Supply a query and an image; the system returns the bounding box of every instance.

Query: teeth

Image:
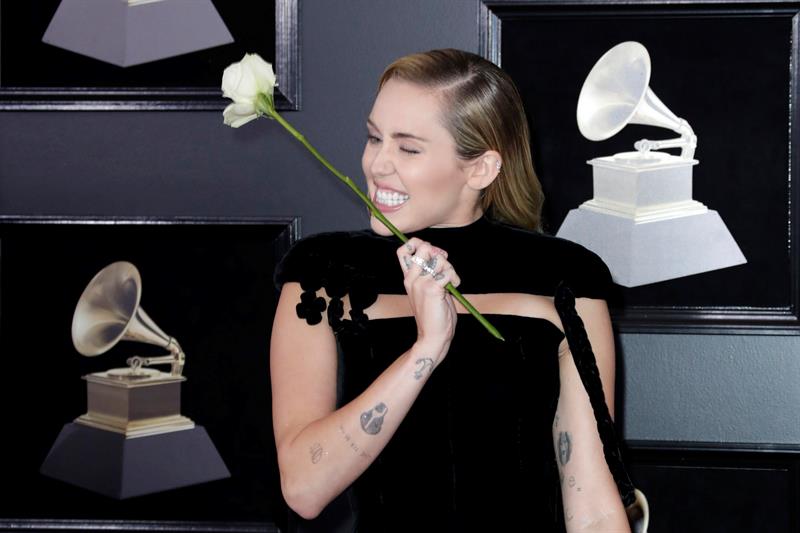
[376,189,409,206]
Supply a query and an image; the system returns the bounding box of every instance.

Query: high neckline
[407,213,490,237]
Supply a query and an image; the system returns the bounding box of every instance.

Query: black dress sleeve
[552,243,637,508]
[273,232,378,332]
[559,241,615,301]
[273,233,336,326]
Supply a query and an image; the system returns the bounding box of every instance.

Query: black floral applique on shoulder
[274,231,380,334]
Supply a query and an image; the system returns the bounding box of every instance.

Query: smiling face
[362,78,484,235]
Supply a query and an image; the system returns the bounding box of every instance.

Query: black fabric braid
[554,281,636,508]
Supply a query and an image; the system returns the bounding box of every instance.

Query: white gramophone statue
[40,261,229,499]
[556,41,746,287]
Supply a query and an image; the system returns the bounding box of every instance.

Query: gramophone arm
[126,337,186,376]
[634,118,697,159]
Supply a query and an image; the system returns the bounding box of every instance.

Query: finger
[403,243,432,287]
[399,238,437,275]
[397,238,447,259]
[404,248,443,298]
[433,264,461,288]
[408,242,432,277]
[396,237,424,264]
[411,253,442,277]
[404,241,449,285]
[418,245,450,277]
[398,238,423,274]
[401,237,424,256]
[429,245,448,259]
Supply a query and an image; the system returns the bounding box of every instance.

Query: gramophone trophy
[556,41,746,287]
[40,261,230,499]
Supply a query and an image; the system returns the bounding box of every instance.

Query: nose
[369,143,395,177]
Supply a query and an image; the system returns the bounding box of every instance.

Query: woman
[271,48,633,532]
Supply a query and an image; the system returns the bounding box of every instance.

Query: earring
[496,160,502,171]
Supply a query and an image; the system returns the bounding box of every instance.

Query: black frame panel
[0,0,300,111]
[480,0,800,334]
[0,216,297,531]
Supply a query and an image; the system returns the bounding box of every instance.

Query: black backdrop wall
[1,1,799,531]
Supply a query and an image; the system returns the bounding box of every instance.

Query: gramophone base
[557,207,746,287]
[40,422,230,499]
[42,0,233,67]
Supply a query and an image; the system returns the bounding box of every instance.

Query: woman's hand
[397,238,462,364]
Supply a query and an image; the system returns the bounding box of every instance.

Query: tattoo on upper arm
[360,402,388,435]
[310,442,324,464]
[414,358,434,380]
[558,431,572,465]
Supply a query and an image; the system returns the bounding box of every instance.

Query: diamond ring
[410,255,437,276]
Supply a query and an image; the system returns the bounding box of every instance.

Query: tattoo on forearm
[310,442,324,464]
[558,431,572,465]
[560,472,582,493]
[565,508,574,523]
[360,402,388,435]
[338,425,372,459]
[414,358,435,379]
[553,413,560,428]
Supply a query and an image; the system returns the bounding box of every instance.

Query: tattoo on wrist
[338,425,372,459]
[310,442,324,464]
[360,402,388,435]
[558,431,572,465]
[413,357,435,379]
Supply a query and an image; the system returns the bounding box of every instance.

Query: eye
[400,146,420,155]
[367,134,381,144]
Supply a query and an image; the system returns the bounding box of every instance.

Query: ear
[465,150,502,192]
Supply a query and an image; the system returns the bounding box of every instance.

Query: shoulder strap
[554,281,636,508]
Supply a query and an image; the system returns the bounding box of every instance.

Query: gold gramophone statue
[40,261,229,499]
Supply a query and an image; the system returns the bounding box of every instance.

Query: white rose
[221,53,277,128]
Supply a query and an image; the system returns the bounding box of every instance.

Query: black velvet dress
[273,214,628,533]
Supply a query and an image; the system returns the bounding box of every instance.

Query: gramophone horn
[71,261,182,374]
[576,41,687,142]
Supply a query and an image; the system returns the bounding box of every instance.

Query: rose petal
[243,53,276,95]
[221,56,260,104]
[233,66,259,103]
[223,102,259,128]
[221,62,243,100]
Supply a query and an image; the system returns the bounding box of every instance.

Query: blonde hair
[378,48,543,232]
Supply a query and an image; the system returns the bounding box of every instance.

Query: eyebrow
[367,118,429,143]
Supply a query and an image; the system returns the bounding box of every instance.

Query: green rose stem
[258,97,505,342]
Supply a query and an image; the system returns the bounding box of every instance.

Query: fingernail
[405,242,414,252]
[403,255,411,270]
